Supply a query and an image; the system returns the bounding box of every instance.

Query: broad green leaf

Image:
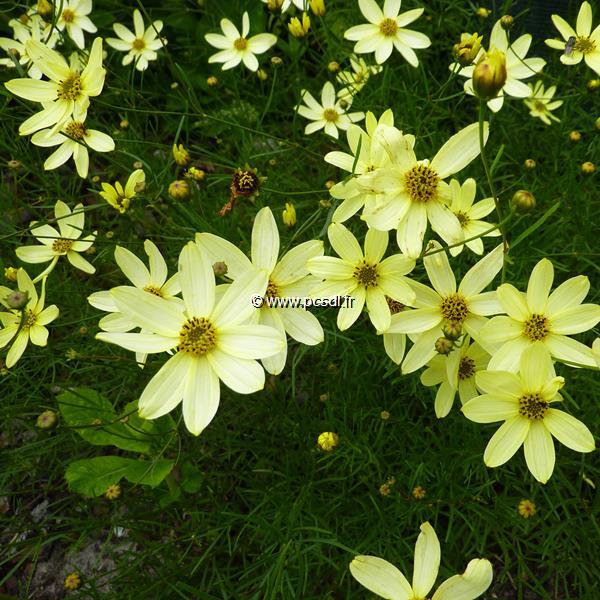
[65,456,174,497]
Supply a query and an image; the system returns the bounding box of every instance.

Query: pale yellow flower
[296,81,365,138]
[307,223,416,332]
[545,1,600,76]
[205,12,277,72]
[0,270,59,368]
[4,37,105,135]
[344,0,431,66]
[106,9,166,71]
[99,169,146,213]
[350,522,493,599]
[481,258,600,371]
[523,81,563,125]
[462,343,595,484]
[56,0,98,49]
[96,242,284,435]
[16,200,96,278]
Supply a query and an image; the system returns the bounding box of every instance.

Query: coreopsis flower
[386,242,503,374]
[336,55,382,101]
[381,298,410,364]
[446,178,500,257]
[350,522,493,600]
[518,499,536,518]
[523,81,563,125]
[96,242,284,435]
[307,223,416,332]
[480,258,600,371]
[296,81,365,138]
[16,200,96,277]
[88,240,181,334]
[205,12,277,72]
[56,0,98,49]
[0,270,59,369]
[30,116,115,178]
[0,15,59,79]
[344,0,431,66]
[545,1,600,76]
[593,338,600,366]
[420,336,490,418]
[360,122,488,258]
[196,207,323,375]
[462,343,595,484]
[453,20,545,112]
[325,109,404,223]
[106,9,166,71]
[99,169,146,213]
[4,37,105,135]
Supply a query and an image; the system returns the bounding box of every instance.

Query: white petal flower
[56,0,98,49]
[523,81,563,125]
[344,0,431,66]
[96,242,285,435]
[205,12,277,72]
[196,207,324,375]
[106,9,166,71]
[296,81,365,139]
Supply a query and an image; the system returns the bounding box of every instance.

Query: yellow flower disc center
[57,74,82,100]
[379,18,398,37]
[323,108,339,122]
[354,261,379,288]
[440,293,469,324]
[234,37,248,51]
[518,392,548,420]
[533,100,547,113]
[23,308,37,329]
[132,38,146,50]
[523,313,550,341]
[455,211,470,227]
[61,8,75,23]
[386,296,405,314]
[65,121,88,140]
[458,356,476,380]
[403,164,440,203]
[143,285,163,297]
[178,317,217,356]
[574,36,595,54]
[52,238,74,253]
[265,279,279,300]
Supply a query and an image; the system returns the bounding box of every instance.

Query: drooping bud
[472,49,507,100]
[511,190,536,213]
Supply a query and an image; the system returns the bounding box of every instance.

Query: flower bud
[317,431,339,451]
[500,15,514,30]
[36,410,58,429]
[36,0,53,18]
[212,261,228,277]
[206,76,218,87]
[453,33,482,66]
[282,202,296,227]
[587,79,600,91]
[168,179,190,199]
[511,190,536,213]
[595,117,600,130]
[7,290,28,309]
[328,61,340,72]
[472,49,507,99]
[476,7,491,18]
[288,13,310,37]
[172,143,190,166]
[4,267,18,282]
[267,0,284,10]
[442,321,462,341]
[256,68,268,81]
[524,158,536,170]
[569,131,582,142]
[271,56,283,66]
[435,337,454,355]
[310,0,325,16]
[581,161,596,174]
[7,159,21,169]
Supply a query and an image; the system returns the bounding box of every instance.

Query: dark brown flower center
[523,313,550,341]
[379,18,398,37]
[178,317,216,356]
[458,356,475,380]
[353,262,378,288]
[519,392,548,420]
[403,164,440,203]
[440,293,469,324]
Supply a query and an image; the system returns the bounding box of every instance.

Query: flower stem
[478,101,509,275]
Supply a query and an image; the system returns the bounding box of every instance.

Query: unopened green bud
[36,410,58,429]
[500,15,514,30]
[212,261,228,277]
[511,190,536,213]
[472,49,507,100]
[435,337,454,355]
[442,322,462,341]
